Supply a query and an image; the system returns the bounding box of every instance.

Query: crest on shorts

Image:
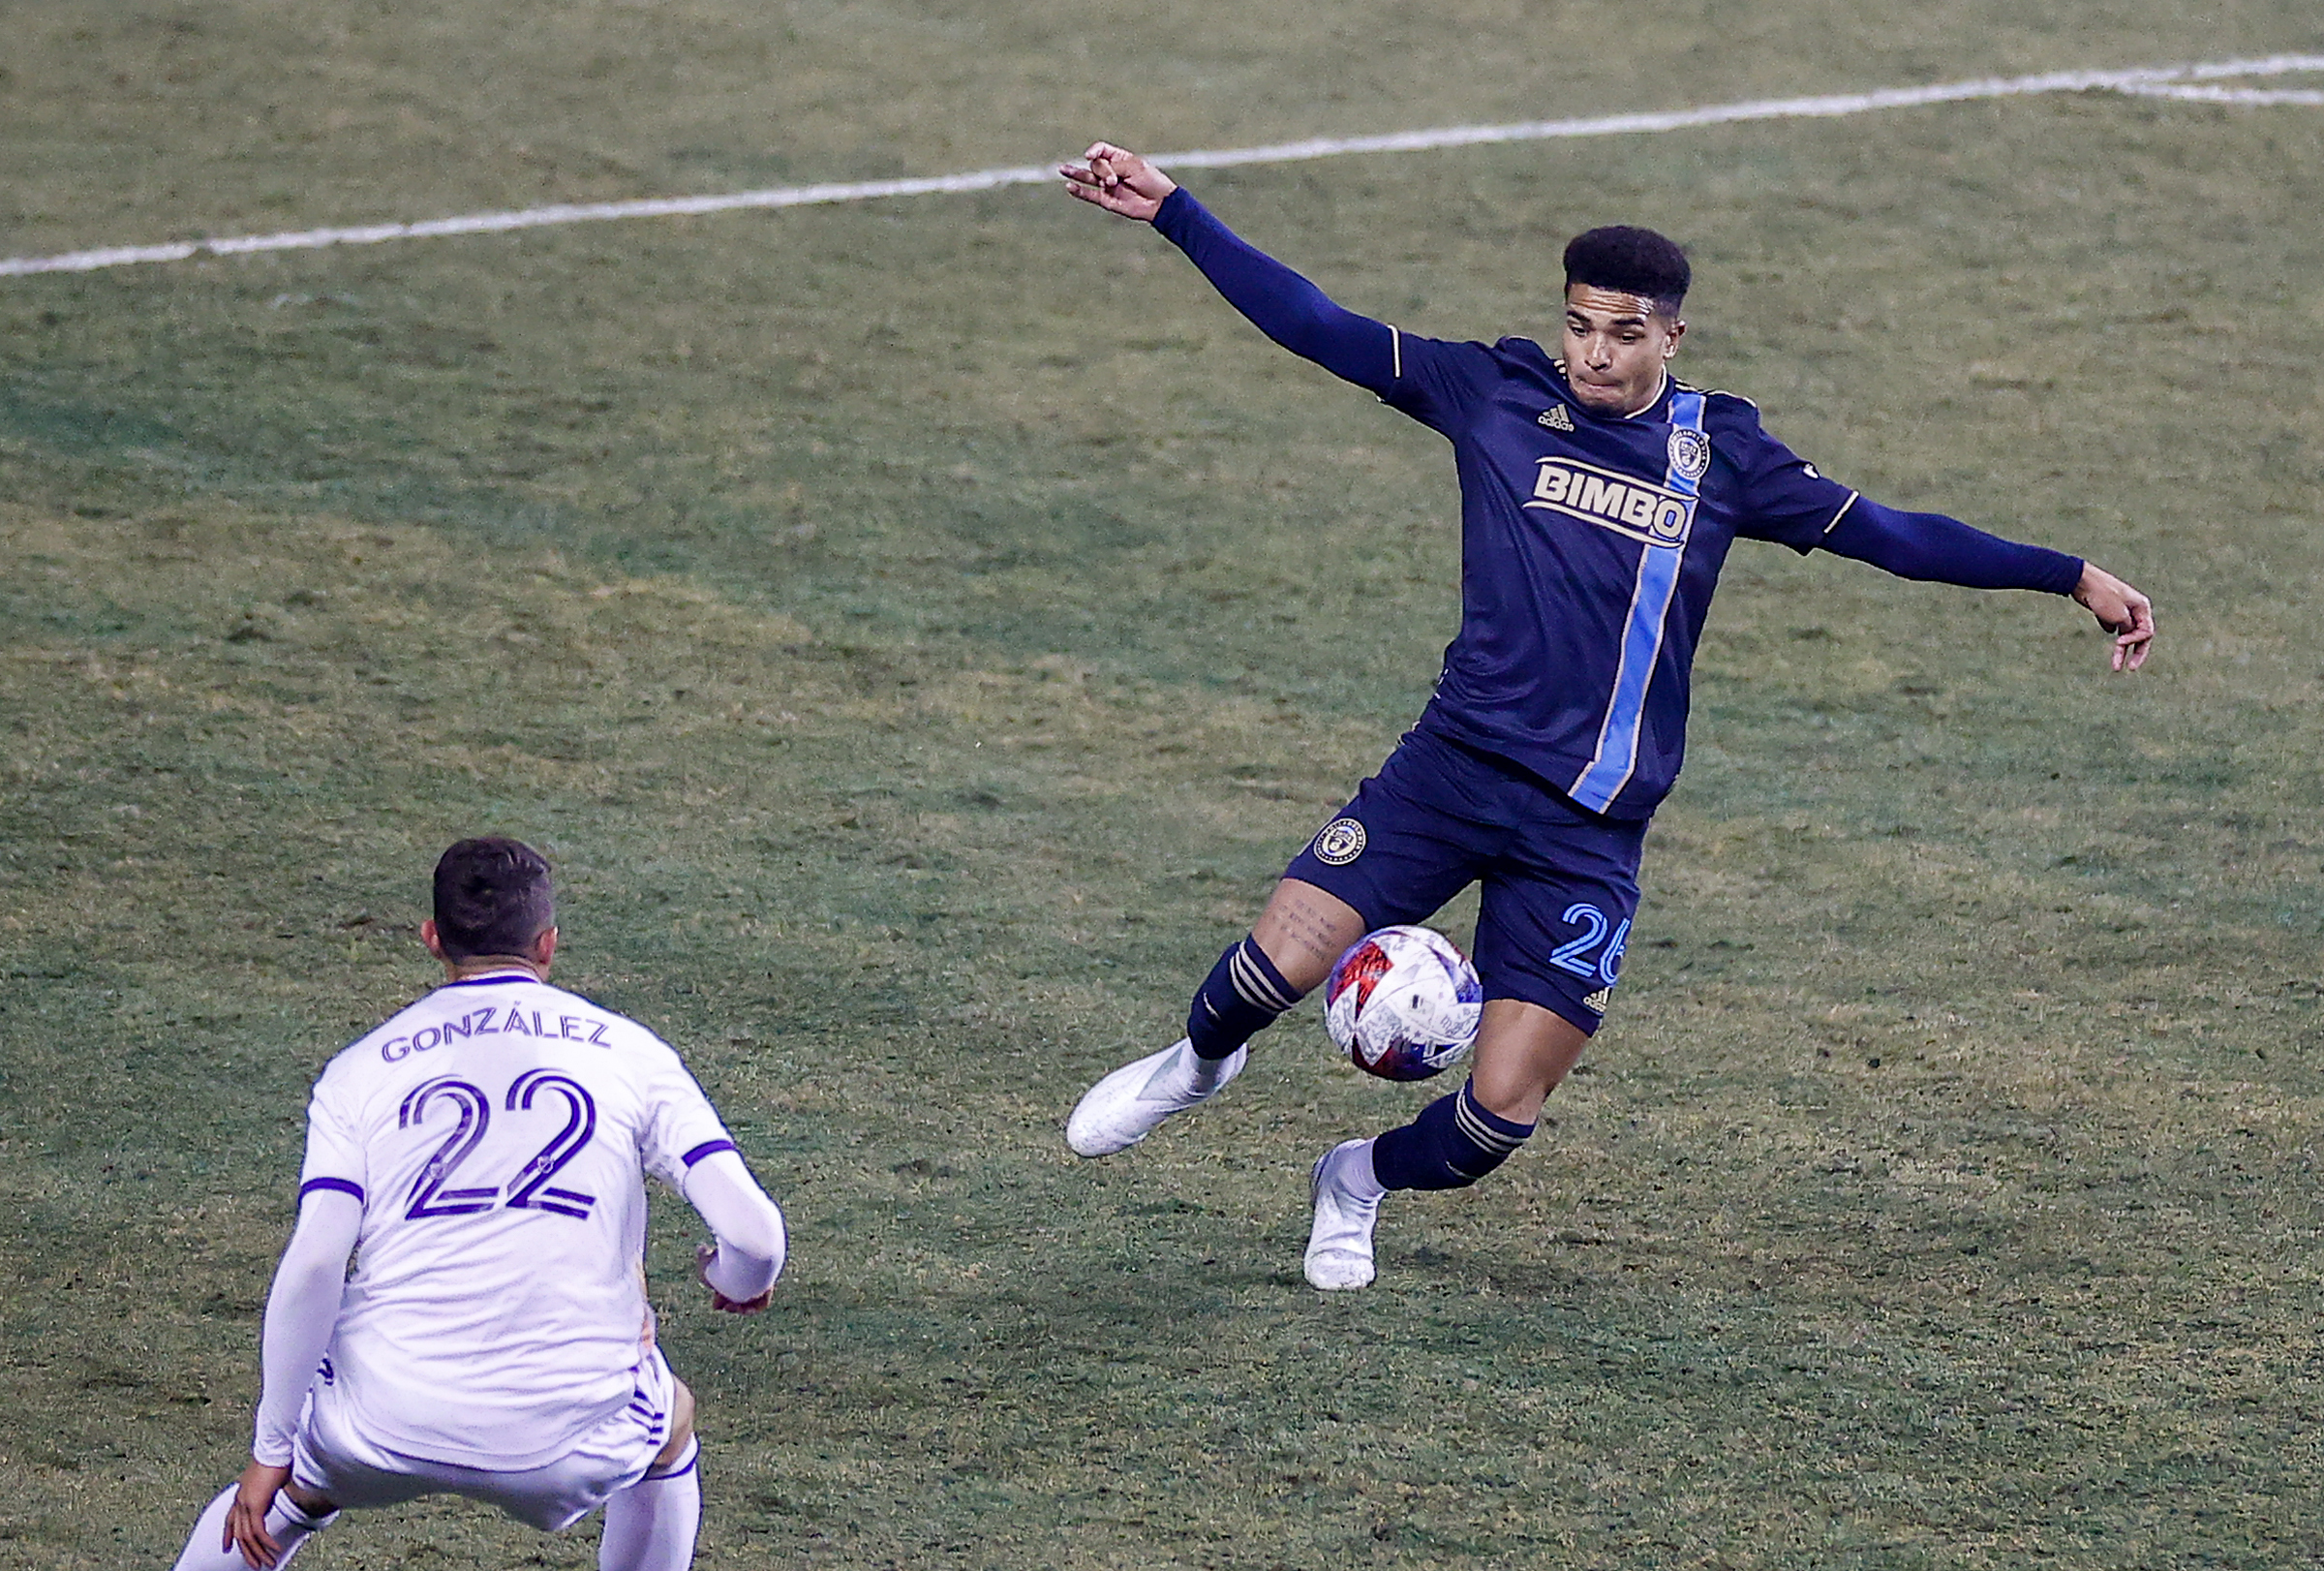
[1311,817,1367,866]
[1667,426,1711,482]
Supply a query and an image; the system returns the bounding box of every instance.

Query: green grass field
[5,3,2324,1565]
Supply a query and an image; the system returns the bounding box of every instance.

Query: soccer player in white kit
[169,838,789,1571]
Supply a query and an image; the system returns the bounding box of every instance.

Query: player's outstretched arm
[1059,141,1397,393]
[227,1190,360,1567]
[685,1150,787,1313]
[2069,561,2156,672]
[1821,500,2154,671]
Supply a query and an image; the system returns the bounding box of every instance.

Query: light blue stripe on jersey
[1569,388,1706,813]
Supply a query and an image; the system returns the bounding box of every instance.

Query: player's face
[1562,286,1685,416]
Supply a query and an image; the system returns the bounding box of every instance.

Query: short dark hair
[1563,226,1691,316]
[432,837,554,961]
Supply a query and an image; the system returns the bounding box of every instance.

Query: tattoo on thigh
[1284,906,1346,965]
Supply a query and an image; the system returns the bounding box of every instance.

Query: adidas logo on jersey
[1538,405,1575,431]
[1524,457,1696,547]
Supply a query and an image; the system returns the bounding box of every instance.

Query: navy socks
[1186,937,1303,1061]
[1185,940,1537,1192]
[1370,1077,1534,1191]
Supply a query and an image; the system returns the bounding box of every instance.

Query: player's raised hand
[2071,563,2156,672]
[1059,141,1177,222]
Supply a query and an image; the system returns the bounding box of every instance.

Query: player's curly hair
[432,837,554,960]
[1563,226,1691,316]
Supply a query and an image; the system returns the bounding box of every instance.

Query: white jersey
[296,970,735,1469]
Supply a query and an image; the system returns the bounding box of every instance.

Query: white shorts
[290,1347,678,1532]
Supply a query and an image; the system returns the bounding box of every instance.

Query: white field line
[5,52,2321,280]
[2120,82,2324,105]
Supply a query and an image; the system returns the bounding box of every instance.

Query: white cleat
[1304,1139,1384,1291]
[1065,1038,1247,1158]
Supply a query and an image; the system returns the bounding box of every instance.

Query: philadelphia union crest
[1312,816,1367,866]
[1667,426,1711,483]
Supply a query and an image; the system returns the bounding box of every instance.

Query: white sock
[1336,1138,1388,1202]
[173,1483,336,1571]
[600,1436,701,1571]
[1185,1041,1233,1091]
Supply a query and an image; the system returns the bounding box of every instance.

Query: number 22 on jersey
[399,1070,598,1221]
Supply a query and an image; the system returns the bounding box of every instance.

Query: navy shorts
[1284,727,1645,1034]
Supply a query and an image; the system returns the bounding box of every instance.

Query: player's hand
[1058,141,1177,222]
[2071,563,2155,672]
[224,1459,292,1569]
[696,1241,774,1314]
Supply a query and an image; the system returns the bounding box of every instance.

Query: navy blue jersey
[1389,337,1867,816]
[1152,188,2083,820]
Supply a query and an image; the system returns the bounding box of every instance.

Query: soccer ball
[1324,925,1482,1081]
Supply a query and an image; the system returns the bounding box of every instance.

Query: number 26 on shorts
[1549,902,1629,987]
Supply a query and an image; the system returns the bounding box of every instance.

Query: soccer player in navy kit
[1057,143,2155,1291]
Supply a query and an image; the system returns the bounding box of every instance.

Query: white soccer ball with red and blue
[1324,925,1483,1082]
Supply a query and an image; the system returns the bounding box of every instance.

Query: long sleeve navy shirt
[1152,186,2084,820]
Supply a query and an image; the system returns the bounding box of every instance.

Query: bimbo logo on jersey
[1525,458,1695,547]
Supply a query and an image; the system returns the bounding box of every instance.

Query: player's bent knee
[1252,879,1367,995]
[1370,1078,1536,1192]
[1467,999,1593,1124]
[284,1479,339,1517]
[654,1379,697,1471]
